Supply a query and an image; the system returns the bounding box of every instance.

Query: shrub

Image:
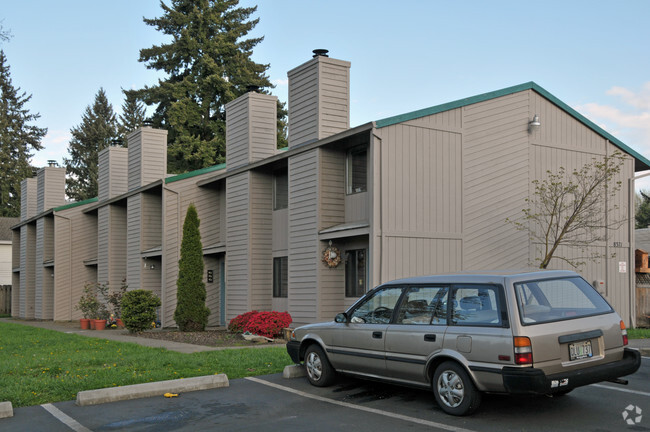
[174,203,210,331]
[122,290,161,333]
[228,311,292,339]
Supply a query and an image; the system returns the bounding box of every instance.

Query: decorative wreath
[322,241,341,268]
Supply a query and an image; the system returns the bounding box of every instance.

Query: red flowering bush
[228,311,292,339]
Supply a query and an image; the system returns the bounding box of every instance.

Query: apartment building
[12,51,650,327]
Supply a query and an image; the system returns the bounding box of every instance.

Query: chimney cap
[142,119,153,128]
[246,85,260,93]
[312,49,329,58]
[47,160,58,167]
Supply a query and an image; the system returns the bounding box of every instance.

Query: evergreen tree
[64,88,120,201]
[118,89,147,144]
[0,50,46,217]
[636,190,650,229]
[134,0,287,173]
[174,203,210,331]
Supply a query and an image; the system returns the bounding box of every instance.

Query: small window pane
[350,286,403,324]
[451,285,502,326]
[273,170,288,210]
[273,257,288,298]
[345,249,366,297]
[347,146,367,194]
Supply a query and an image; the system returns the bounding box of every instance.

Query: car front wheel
[432,361,482,416]
[304,345,336,387]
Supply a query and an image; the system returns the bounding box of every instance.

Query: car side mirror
[335,313,348,323]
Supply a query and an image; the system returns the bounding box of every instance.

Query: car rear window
[514,277,613,325]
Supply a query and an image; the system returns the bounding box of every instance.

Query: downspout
[372,127,384,284]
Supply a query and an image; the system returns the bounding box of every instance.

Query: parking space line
[41,404,92,432]
[245,377,478,432]
[590,384,650,397]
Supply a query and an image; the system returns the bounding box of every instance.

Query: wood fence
[0,285,10,315]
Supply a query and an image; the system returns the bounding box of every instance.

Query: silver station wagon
[286,270,641,416]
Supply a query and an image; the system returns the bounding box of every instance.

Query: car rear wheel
[304,345,336,387]
[433,361,482,416]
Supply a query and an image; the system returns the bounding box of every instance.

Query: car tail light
[620,320,628,346]
[514,336,533,365]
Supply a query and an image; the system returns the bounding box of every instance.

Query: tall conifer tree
[135,0,286,173]
[118,89,147,144]
[0,50,46,217]
[64,88,120,201]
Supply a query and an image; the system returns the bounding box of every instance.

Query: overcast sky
[2,0,650,189]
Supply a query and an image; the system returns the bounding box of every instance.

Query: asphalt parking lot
[2,356,649,432]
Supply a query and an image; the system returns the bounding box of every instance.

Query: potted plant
[76,283,100,329]
[107,279,128,328]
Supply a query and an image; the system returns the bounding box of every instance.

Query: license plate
[569,340,592,360]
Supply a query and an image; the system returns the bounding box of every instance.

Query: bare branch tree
[507,151,627,269]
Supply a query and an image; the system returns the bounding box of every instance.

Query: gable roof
[375,81,650,171]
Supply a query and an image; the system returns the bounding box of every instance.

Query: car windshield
[514,276,613,325]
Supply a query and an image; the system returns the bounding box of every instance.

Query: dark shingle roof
[0,217,19,241]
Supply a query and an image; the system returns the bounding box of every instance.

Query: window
[345,249,367,297]
[515,277,613,325]
[346,146,367,194]
[349,286,403,324]
[273,169,288,210]
[451,284,503,326]
[395,286,449,325]
[273,257,288,298]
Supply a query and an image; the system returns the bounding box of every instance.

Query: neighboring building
[0,217,19,285]
[11,51,650,327]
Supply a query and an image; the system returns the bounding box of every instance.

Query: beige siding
[162,174,223,327]
[36,167,66,213]
[142,192,162,251]
[126,194,142,289]
[288,56,351,148]
[19,224,35,318]
[11,270,20,317]
[11,230,20,316]
[226,173,251,318]
[35,218,45,318]
[463,91,531,269]
[53,209,97,320]
[375,121,463,282]
[250,171,273,311]
[43,217,54,262]
[226,92,277,170]
[127,127,167,191]
[21,178,37,221]
[98,204,127,287]
[288,149,319,324]
[319,148,345,229]
[98,147,128,201]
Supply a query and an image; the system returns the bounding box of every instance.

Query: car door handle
[372,331,383,339]
[424,334,437,342]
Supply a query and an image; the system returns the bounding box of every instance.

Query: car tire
[304,345,336,387]
[432,361,482,416]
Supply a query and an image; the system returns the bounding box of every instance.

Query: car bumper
[502,348,641,394]
[286,340,301,364]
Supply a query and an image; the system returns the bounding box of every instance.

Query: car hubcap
[306,352,322,381]
[437,370,464,408]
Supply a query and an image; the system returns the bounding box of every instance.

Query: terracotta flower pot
[80,318,91,330]
[116,318,124,329]
[90,319,96,330]
[94,319,106,331]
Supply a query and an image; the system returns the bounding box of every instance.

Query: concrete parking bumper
[0,401,13,419]
[76,374,229,406]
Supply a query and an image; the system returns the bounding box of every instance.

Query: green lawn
[0,322,293,408]
[628,327,650,339]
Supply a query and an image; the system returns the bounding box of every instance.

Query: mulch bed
[131,328,287,347]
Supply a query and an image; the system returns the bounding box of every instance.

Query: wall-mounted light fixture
[150,264,155,270]
[528,114,541,133]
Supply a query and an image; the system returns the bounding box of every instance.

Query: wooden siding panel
[34,218,44,318]
[288,150,319,324]
[126,195,142,289]
[319,148,345,229]
[463,92,531,269]
[288,63,319,147]
[226,96,250,169]
[250,171,273,311]
[19,224,35,318]
[226,173,251,319]
[141,192,162,251]
[21,178,37,221]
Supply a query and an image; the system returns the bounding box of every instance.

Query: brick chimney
[287,49,351,148]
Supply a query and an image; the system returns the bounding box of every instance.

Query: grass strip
[628,327,650,339]
[0,322,293,408]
